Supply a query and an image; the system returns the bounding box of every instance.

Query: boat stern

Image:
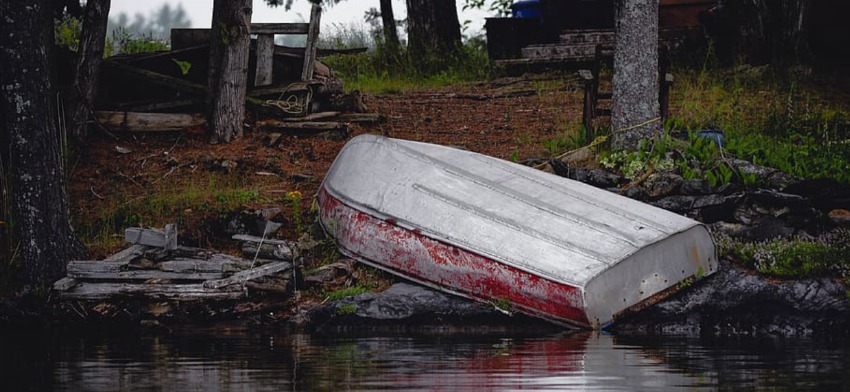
[582,225,718,328]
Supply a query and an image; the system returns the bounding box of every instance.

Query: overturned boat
[318,135,717,328]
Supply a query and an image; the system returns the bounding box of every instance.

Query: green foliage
[670,65,850,184]
[463,0,513,17]
[337,304,357,315]
[326,286,370,301]
[322,32,492,94]
[76,175,265,254]
[55,15,82,50]
[108,28,169,55]
[284,191,303,237]
[599,135,677,180]
[492,297,513,313]
[172,59,192,75]
[716,230,850,279]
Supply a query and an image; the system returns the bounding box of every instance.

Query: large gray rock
[613,260,850,337]
[299,283,543,330]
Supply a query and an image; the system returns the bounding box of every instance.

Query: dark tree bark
[70,0,111,139]
[207,0,252,144]
[379,0,401,55]
[0,0,83,289]
[610,0,661,151]
[405,0,462,65]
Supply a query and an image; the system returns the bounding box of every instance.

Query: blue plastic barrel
[510,0,541,19]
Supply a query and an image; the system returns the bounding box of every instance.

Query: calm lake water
[1,325,848,391]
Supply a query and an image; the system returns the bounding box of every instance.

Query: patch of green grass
[492,297,513,313]
[337,304,357,315]
[323,39,492,94]
[76,174,266,255]
[668,64,850,183]
[715,230,850,279]
[325,286,371,301]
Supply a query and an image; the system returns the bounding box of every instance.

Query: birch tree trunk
[0,0,84,289]
[609,0,661,151]
[70,0,111,139]
[405,0,462,67]
[207,0,252,144]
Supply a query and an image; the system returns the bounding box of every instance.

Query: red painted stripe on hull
[318,187,591,327]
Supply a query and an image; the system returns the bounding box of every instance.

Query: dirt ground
[69,74,588,258]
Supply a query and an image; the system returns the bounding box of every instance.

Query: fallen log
[96,111,206,132]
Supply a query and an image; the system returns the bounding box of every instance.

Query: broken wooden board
[125,225,178,250]
[104,244,151,263]
[60,282,245,300]
[159,257,254,274]
[96,111,206,132]
[255,120,349,140]
[53,277,79,291]
[203,261,293,289]
[67,266,223,281]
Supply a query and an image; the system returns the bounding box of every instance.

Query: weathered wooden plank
[53,277,79,291]
[301,4,322,81]
[251,23,310,35]
[96,111,206,132]
[333,113,386,124]
[203,261,293,289]
[68,269,223,281]
[68,261,126,275]
[60,282,245,300]
[125,224,177,250]
[159,257,253,273]
[241,242,293,261]
[103,244,150,263]
[279,111,341,122]
[256,120,348,132]
[232,234,293,246]
[254,34,275,87]
[119,99,201,113]
[104,60,206,95]
[248,84,310,98]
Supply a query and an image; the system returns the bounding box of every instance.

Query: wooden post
[301,4,322,81]
[579,69,595,133]
[660,73,673,121]
[254,34,275,86]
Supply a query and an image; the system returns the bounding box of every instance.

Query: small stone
[221,160,237,173]
[647,172,683,198]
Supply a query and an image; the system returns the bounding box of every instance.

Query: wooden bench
[580,44,673,133]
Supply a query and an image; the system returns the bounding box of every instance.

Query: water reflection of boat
[318,135,717,328]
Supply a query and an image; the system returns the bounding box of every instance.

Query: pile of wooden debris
[54,225,297,302]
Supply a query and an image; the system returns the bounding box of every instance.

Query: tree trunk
[207,0,252,144]
[379,0,401,56]
[405,0,462,67]
[0,0,84,289]
[70,0,111,139]
[609,0,661,151]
